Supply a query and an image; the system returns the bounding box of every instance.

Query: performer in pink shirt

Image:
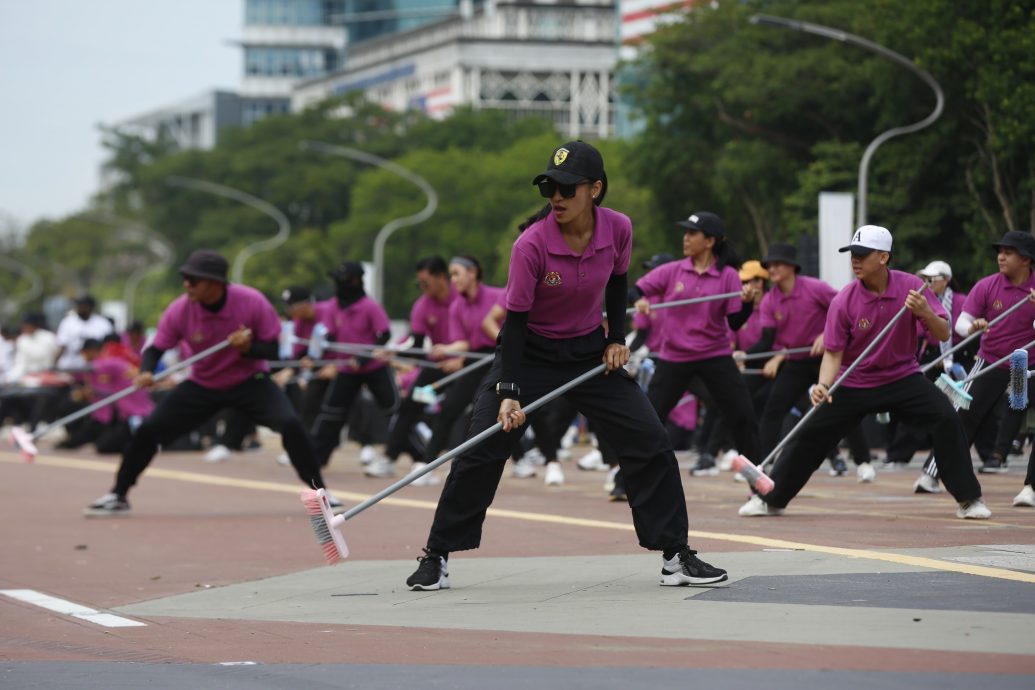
[406,141,727,591]
[84,250,337,517]
[738,226,988,520]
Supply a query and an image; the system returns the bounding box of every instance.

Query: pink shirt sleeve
[636,263,674,299]
[152,298,185,351]
[721,267,743,315]
[505,243,540,313]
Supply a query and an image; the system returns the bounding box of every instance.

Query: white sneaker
[359,445,377,465]
[364,455,396,478]
[913,473,942,494]
[604,466,618,492]
[560,425,579,449]
[587,432,599,448]
[1013,485,1035,507]
[524,447,546,466]
[718,449,739,472]
[324,491,345,514]
[738,495,783,517]
[511,457,536,478]
[557,447,572,460]
[276,452,291,466]
[856,462,876,483]
[544,461,565,486]
[577,449,608,472]
[204,444,232,463]
[956,499,991,519]
[409,461,439,487]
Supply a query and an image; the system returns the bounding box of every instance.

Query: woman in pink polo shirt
[738,226,988,520]
[308,261,400,469]
[633,211,760,475]
[405,141,728,591]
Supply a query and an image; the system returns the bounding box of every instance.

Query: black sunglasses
[538,179,588,199]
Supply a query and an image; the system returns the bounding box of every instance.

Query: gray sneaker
[83,493,131,518]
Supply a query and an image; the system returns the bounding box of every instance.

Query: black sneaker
[660,547,728,586]
[609,478,628,502]
[828,456,848,476]
[690,453,719,477]
[406,548,450,591]
[83,493,131,517]
[978,456,1009,474]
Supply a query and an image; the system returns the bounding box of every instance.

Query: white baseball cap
[918,260,952,279]
[839,225,893,255]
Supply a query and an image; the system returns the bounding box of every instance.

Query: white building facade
[293,0,618,137]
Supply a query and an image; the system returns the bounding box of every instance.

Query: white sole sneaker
[203,445,232,463]
[857,462,876,483]
[409,462,440,487]
[956,499,992,519]
[738,495,783,517]
[544,461,564,486]
[718,449,739,472]
[577,449,607,472]
[913,474,942,494]
[511,459,536,478]
[1012,485,1035,507]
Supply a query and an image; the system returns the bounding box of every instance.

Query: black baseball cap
[281,286,312,305]
[532,141,607,190]
[643,252,675,271]
[179,250,229,283]
[676,211,724,238]
[993,231,1035,260]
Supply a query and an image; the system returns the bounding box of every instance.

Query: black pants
[385,367,444,461]
[427,332,689,553]
[647,356,760,461]
[114,375,324,496]
[989,380,1035,486]
[424,352,494,463]
[62,416,132,454]
[310,367,399,467]
[764,374,982,508]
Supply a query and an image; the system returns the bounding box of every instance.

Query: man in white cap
[738,225,990,520]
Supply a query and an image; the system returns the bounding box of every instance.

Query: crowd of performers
[4,141,1034,588]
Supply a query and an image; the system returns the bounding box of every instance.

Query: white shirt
[0,338,15,380]
[4,329,59,384]
[55,312,114,369]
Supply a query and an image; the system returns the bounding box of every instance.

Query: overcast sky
[0,1,241,230]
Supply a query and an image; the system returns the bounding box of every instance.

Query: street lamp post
[749,14,945,228]
[299,141,438,304]
[166,177,291,284]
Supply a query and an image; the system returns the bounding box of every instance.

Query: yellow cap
[739,260,769,282]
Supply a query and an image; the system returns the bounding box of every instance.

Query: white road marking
[0,589,146,627]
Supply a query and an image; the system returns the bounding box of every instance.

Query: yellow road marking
[5,452,1035,584]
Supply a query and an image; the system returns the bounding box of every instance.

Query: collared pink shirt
[824,270,948,388]
[153,284,281,390]
[88,356,154,423]
[507,206,632,339]
[633,295,667,352]
[635,259,743,362]
[760,275,837,359]
[410,287,457,346]
[449,284,505,351]
[962,271,1035,367]
[735,307,764,351]
[321,296,391,374]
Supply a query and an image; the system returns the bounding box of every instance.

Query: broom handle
[343,363,607,520]
[961,337,1035,383]
[759,304,911,470]
[30,340,233,441]
[735,346,814,362]
[429,354,494,390]
[626,291,742,314]
[309,339,492,360]
[921,296,1029,374]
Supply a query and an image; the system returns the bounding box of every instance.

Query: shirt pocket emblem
[857,317,871,331]
[544,271,563,287]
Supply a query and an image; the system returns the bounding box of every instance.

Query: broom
[934,338,1035,409]
[8,339,233,462]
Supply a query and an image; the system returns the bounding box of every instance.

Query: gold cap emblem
[553,148,569,166]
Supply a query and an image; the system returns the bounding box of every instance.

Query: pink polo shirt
[450,284,505,351]
[153,284,280,390]
[760,275,837,360]
[507,206,632,339]
[320,296,391,374]
[735,307,764,351]
[635,259,743,362]
[88,356,154,424]
[962,272,1035,368]
[291,298,334,359]
[410,288,457,346]
[633,295,667,352]
[824,270,947,388]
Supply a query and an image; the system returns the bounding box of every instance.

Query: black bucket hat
[531,141,608,201]
[992,231,1035,260]
[179,250,229,283]
[676,211,724,238]
[762,242,802,273]
[643,252,675,271]
[329,260,365,282]
[281,286,312,305]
